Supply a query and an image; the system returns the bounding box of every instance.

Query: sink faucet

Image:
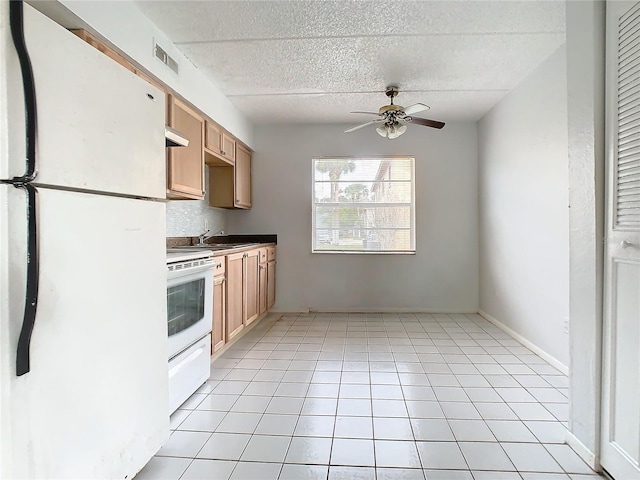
[196,229,224,246]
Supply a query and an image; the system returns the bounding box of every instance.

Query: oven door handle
[167,263,214,280]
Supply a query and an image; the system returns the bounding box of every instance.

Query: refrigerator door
[6,5,166,199]
[5,187,168,479]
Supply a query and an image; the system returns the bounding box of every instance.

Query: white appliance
[0,4,169,479]
[166,249,214,414]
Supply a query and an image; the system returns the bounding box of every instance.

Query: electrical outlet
[563,316,569,335]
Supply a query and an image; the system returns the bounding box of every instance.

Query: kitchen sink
[178,243,259,250]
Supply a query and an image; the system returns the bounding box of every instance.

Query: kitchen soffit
[134,0,566,124]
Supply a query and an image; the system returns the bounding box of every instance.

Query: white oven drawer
[168,335,211,414]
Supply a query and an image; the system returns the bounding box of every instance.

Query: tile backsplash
[165,167,227,237]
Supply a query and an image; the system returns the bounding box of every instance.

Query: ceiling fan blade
[407,117,445,129]
[344,120,382,133]
[350,111,381,115]
[402,103,429,115]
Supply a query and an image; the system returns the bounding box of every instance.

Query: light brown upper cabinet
[205,121,235,165]
[209,143,252,209]
[221,133,236,164]
[70,29,258,207]
[167,95,204,199]
[234,144,252,209]
[205,121,223,160]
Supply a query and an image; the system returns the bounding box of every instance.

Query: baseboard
[307,308,478,314]
[566,430,600,471]
[478,310,569,375]
[269,308,310,314]
[210,312,281,363]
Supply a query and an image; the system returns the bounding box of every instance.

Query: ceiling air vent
[154,42,179,74]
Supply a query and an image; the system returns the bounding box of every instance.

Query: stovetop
[166,248,214,264]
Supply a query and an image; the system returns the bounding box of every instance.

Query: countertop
[166,234,277,256]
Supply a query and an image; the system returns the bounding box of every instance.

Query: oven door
[167,265,213,359]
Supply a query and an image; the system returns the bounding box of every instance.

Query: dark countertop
[166,234,277,254]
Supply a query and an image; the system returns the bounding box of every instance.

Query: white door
[602,2,640,478]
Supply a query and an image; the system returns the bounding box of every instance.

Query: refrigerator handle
[2,1,41,376]
[15,184,39,376]
[8,0,38,182]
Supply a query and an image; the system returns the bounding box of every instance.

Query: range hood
[165,126,189,147]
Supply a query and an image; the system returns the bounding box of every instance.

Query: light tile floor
[136,313,606,480]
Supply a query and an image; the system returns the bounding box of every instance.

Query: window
[312,157,415,253]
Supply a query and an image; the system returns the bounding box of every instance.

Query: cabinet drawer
[259,248,267,264]
[213,256,226,276]
[267,246,276,262]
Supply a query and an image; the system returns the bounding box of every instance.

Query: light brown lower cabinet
[226,252,244,341]
[267,246,276,309]
[211,257,226,354]
[259,250,268,315]
[244,249,260,326]
[221,246,276,349]
[267,260,276,309]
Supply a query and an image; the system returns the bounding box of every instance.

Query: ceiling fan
[345,86,445,139]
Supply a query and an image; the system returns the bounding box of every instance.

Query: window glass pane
[313,157,415,253]
[314,181,412,204]
[314,228,412,251]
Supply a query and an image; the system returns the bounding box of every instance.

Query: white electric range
[166,248,215,414]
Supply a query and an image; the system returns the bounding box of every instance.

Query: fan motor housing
[379,104,404,115]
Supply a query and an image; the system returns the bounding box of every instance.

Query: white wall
[228,123,479,313]
[478,45,570,368]
[566,0,605,467]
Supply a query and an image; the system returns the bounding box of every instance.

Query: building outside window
[312,157,415,254]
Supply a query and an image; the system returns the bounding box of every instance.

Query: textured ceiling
[135,0,565,125]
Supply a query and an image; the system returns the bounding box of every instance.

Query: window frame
[311,156,416,255]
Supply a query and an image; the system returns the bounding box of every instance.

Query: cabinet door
[167,95,204,199]
[259,262,267,315]
[267,260,276,309]
[226,253,244,341]
[205,121,223,156]
[212,273,226,353]
[244,249,260,326]
[235,144,252,209]
[222,133,236,163]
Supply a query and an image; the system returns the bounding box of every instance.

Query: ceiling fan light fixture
[345,87,445,137]
[386,122,406,140]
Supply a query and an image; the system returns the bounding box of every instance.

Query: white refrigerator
[1,3,169,479]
